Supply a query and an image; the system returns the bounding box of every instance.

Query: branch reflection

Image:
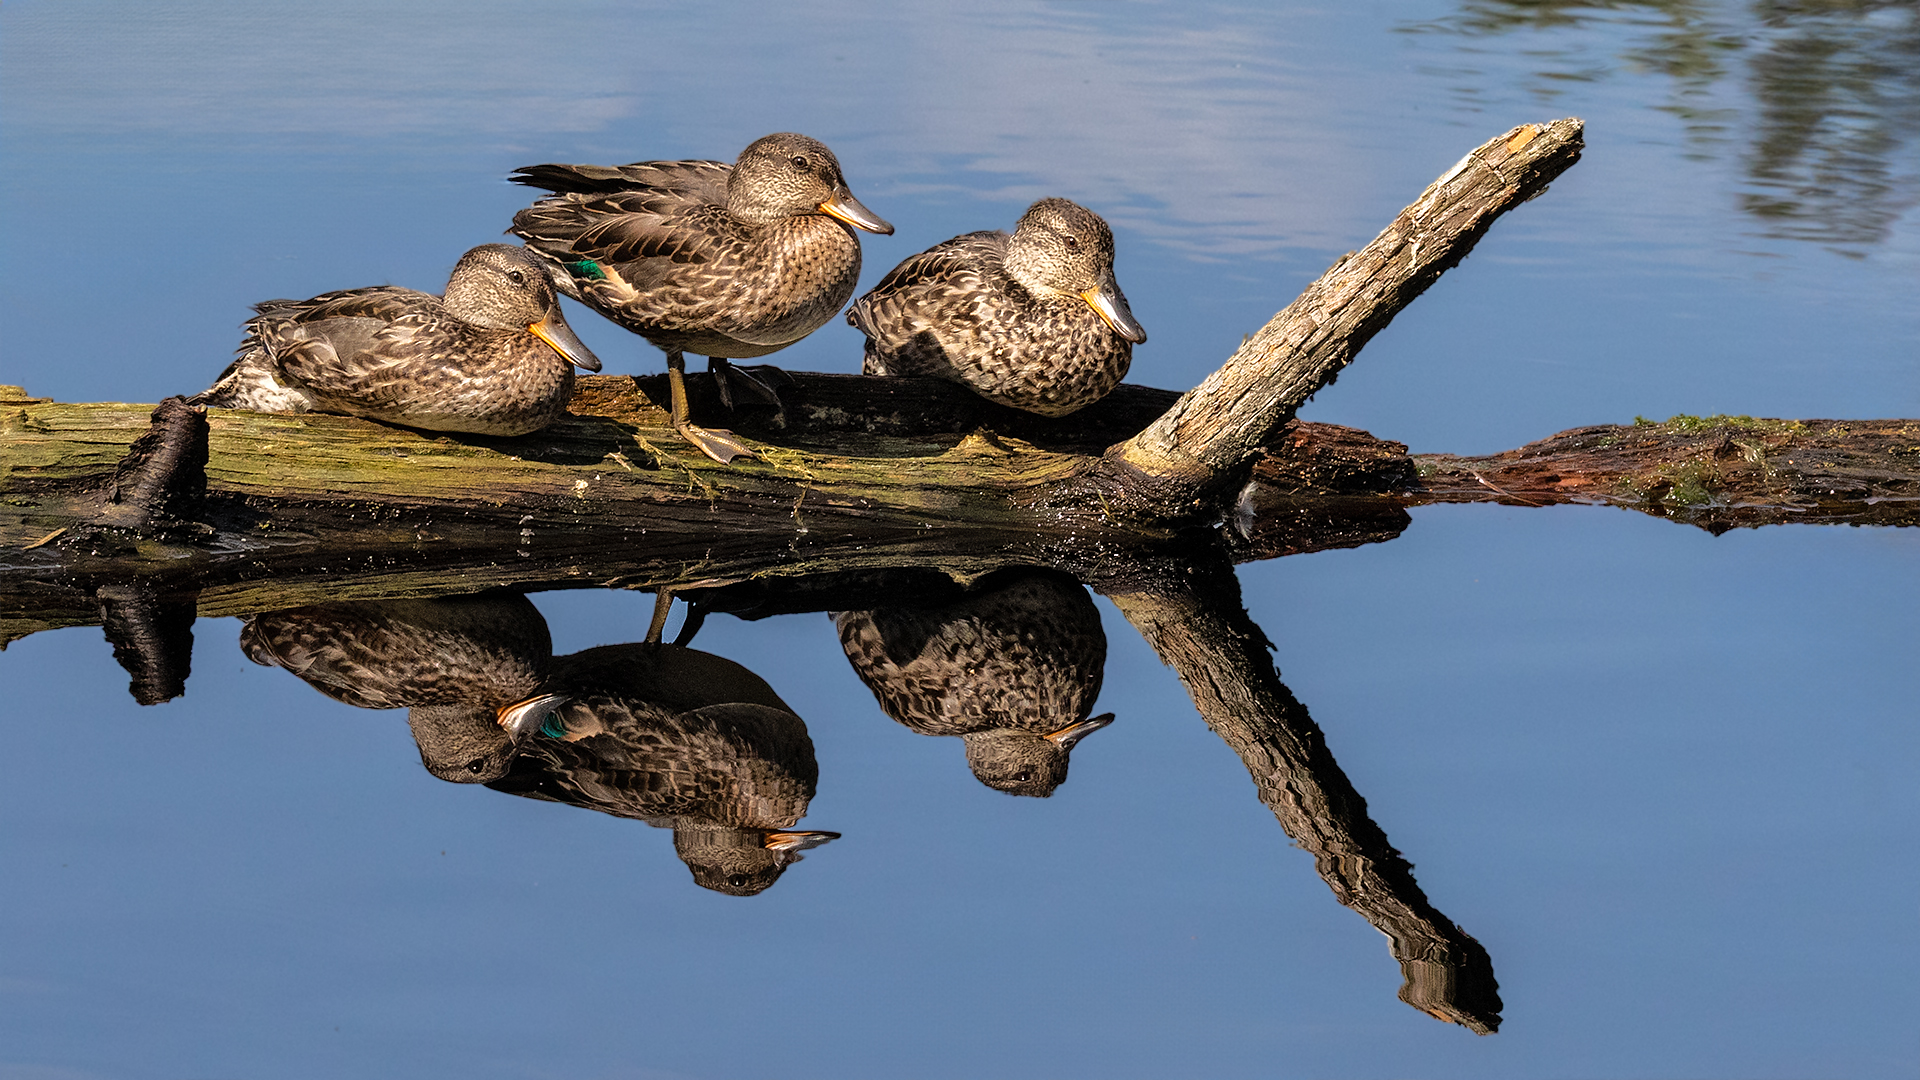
[1098,546,1503,1035]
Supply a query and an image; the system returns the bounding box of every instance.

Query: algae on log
[1404,416,1920,531]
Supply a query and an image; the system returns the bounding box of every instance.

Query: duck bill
[1045,712,1115,750]
[1081,282,1147,344]
[764,830,841,852]
[528,312,603,371]
[819,187,894,235]
[495,693,571,740]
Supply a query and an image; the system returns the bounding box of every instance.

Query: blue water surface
[2,2,1916,1077]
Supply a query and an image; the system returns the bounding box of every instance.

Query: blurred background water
[2,2,1916,1078]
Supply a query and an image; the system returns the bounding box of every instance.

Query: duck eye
[464,757,488,774]
[508,270,527,286]
[790,155,809,169]
[728,874,751,889]
[1014,769,1033,782]
[1063,235,1079,251]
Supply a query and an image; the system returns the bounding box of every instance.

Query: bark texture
[1408,416,1920,530]
[1104,119,1586,513]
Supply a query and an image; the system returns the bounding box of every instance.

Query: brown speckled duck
[847,197,1145,416]
[509,133,893,463]
[197,244,601,436]
[832,568,1114,798]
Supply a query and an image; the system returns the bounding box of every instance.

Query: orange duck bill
[819,187,894,234]
[528,310,603,371]
[1081,280,1147,344]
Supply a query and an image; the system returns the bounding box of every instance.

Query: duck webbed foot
[708,357,788,412]
[667,351,758,464]
[677,421,758,464]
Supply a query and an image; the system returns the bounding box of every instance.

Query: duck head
[961,712,1116,797]
[728,133,893,235]
[673,823,841,896]
[442,244,601,371]
[1006,198,1147,344]
[408,692,569,784]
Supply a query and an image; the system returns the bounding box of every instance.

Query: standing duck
[509,132,893,463]
[847,198,1145,416]
[832,568,1114,797]
[197,244,601,436]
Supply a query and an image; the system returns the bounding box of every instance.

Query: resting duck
[197,244,600,436]
[509,132,893,463]
[847,197,1145,416]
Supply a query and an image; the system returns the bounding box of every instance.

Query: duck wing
[248,287,447,404]
[510,158,730,203]
[848,231,1008,374]
[515,197,759,322]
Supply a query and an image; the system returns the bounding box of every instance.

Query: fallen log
[1405,415,1920,531]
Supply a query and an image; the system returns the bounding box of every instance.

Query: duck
[846,197,1145,417]
[197,244,601,436]
[509,132,893,464]
[239,593,568,783]
[832,568,1114,797]
[488,643,839,895]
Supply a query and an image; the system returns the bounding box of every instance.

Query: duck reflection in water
[240,593,566,783]
[487,643,837,896]
[833,568,1113,797]
[240,593,836,894]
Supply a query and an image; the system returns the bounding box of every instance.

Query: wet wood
[1406,416,1920,530]
[0,373,1413,643]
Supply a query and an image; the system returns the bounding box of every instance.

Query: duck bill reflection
[528,313,603,371]
[1081,282,1147,344]
[1045,712,1115,750]
[764,830,841,854]
[819,188,894,235]
[496,693,571,740]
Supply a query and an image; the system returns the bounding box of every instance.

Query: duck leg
[666,349,756,464]
[646,588,675,645]
[644,588,709,647]
[707,357,785,412]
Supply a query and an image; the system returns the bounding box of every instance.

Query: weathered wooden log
[0,370,1416,643]
[1406,416,1920,531]
[1100,118,1586,515]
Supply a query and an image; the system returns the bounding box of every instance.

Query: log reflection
[1100,546,1504,1035]
[39,491,1498,1019]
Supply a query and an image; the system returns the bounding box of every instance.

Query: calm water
[2,2,1917,1078]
